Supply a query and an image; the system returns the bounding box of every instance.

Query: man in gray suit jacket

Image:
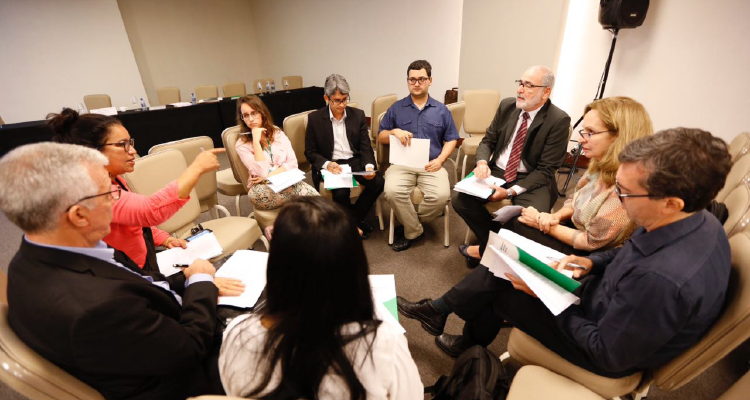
[454,65,571,264]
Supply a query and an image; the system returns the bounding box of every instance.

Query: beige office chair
[727,132,750,162]
[282,110,315,173]
[370,94,398,149]
[347,102,359,109]
[123,149,268,256]
[457,89,501,179]
[446,101,466,161]
[252,79,275,94]
[505,230,750,399]
[507,366,604,400]
[0,303,105,400]
[0,114,5,125]
[148,136,231,220]
[723,177,750,236]
[222,82,246,98]
[156,87,181,105]
[222,125,281,231]
[280,75,302,90]
[716,151,750,202]
[216,167,246,216]
[83,94,112,111]
[195,85,219,101]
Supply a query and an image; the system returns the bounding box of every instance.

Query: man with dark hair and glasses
[377,59,460,251]
[399,128,733,378]
[453,65,571,267]
[0,142,227,399]
[305,74,384,238]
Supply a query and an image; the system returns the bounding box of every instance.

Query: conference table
[0,86,325,157]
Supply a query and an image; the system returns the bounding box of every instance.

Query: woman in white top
[219,196,423,400]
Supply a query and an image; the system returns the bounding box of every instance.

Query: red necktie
[504,112,529,183]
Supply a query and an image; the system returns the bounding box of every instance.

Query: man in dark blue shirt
[398,128,733,377]
[378,60,460,251]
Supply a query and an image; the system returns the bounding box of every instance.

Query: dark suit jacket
[476,97,571,192]
[7,239,219,400]
[304,106,376,186]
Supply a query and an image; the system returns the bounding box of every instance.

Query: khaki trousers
[384,165,450,239]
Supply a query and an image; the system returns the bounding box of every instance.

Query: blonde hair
[585,96,653,186]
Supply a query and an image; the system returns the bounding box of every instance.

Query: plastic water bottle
[284,79,289,90]
[271,81,276,93]
[140,97,147,111]
[257,82,263,95]
[191,92,197,105]
[265,81,271,94]
[77,103,85,114]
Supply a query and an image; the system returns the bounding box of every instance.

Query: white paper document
[266,168,305,192]
[389,137,430,168]
[453,175,506,199]
[321,164,355,189]
[480,229,579,315]
[215,250,268,308]
[170,102,193,108]
[368,274,405,334]
[156,231,224,276]
[89,107,118,116]
[492,205,524,223]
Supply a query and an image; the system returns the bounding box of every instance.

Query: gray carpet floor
[0,152,746,399]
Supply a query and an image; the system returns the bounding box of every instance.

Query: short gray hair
[324,74,350,97]
[530,65,555,89]
[0,142,109,233]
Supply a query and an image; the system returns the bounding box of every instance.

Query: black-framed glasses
[328,96,350,106]
[578,129,613,140]
[614,180,653,202]
[515,80,547,90]
[241,110,260,120]
[65,188,122,211]
[408,77,430,85]
[104,138,134,152]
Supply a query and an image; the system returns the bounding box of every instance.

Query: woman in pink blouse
[49,109,226,272]
[235,95,318,210]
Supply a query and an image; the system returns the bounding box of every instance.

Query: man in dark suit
[305,74,384,236]
[0,142,223,400]
[454,65,571,265]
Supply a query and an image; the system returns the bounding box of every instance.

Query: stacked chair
[194,85,218,101]
[280,75,302,90]
[156,87,180,105]
[221,82,246,98]
[83,94,112,110]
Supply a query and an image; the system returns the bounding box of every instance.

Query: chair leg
[209,207,218,220]
[234,194,242,217]
[464,227,472,245]
[259,235,270,251]
[632,385,650,400]
[389,209,395,245]
[214,205,231,218]
[461,154,468,180]
[444,204,450,247]
[376,196,385,231]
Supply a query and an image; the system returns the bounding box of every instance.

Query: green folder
[323,174,359,190]
[515,247,581,293]
[383,297,398,321]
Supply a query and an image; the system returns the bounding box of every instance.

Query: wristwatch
[506,188,515,200]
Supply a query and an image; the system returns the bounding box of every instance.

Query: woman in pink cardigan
[235,95,318,210]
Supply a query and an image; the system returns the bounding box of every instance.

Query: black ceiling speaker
[599,0,650,29]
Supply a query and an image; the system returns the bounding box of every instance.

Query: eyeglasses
[65,188,122,211]
[103,138,135,152]
[515,80,547,90]
[578,129,613,140]
[241,110,261,120]
[614,180,653,202]
[328,96,350,106]
[408,77,430,85]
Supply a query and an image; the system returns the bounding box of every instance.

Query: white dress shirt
[322,107,374,171]
[493,107,541,194]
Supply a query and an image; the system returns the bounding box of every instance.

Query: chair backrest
[370,94,398,145]
[156,87,180,105]
[653,231,750,391]
[148,136,218,212]
[716,152,750,202]
[0,114,5,125]
[447,100,466,134]
[462,89,501,136]
[375,111,390,173]
[83,94,111,110]
[728,132,750,163]
[222,82,246,98]
[0,303,105,400]
[282,110,315,172]
[195,85,219,101]
[222,125,251,191]
[252,79,275,94]
[722,178,750,236]
[347,102,359,109]
[280,75,302,90]
[122,149,201,237]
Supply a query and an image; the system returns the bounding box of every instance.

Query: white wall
[249,0,464,116]
[117,0,264,105]
[555,0,750,143]
[0,0,147,124]
[458,0,566,101]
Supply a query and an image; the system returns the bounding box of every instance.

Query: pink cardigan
[235,129,298,187]
[103,179,189,268]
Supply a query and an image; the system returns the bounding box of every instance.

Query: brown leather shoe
[435,333,471,358]
[396,296,447,335]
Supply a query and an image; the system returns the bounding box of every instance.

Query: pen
[546,256,590,272]
[173,264,189,269]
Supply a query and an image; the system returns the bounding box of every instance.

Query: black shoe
[435,333,471,358]
[392,232,424,252]
[396,296,447,336]
[394,225,405,238]
[358,220,374,234]
[458,244,480,269]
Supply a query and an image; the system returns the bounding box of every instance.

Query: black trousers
[452,165,552,255]
[314,159,385,222]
